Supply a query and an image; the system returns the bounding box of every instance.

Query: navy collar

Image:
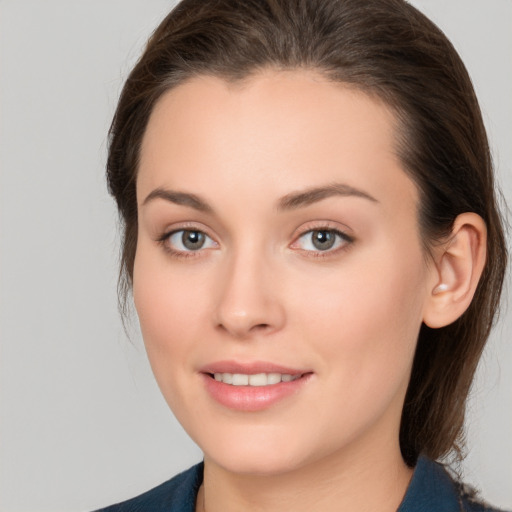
[398,455,462,512]
[191,457,465,512]
[183,457,465,512]
[96,455,504,511]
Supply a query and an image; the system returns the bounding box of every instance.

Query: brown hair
[106,0,507,466]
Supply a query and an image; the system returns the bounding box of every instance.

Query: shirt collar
[397,455,462,512]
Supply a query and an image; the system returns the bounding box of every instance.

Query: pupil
[182,230,205,250]
[312,230,335,250]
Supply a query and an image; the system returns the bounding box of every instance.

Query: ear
[422,213,487,329]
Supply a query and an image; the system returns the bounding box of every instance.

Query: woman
[97,0,508,510]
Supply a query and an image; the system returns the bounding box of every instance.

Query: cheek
[132,251,215,426]
[294,242,428,386]
[132,246,210,373]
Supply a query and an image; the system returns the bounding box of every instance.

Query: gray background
[0,1,510,511]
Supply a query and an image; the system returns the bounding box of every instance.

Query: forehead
[138,69,417,213]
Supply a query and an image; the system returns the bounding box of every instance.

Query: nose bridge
[214,239,285,338]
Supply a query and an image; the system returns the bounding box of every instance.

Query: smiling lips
[201,362,312,411]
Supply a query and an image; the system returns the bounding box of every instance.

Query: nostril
[252,323,270,332]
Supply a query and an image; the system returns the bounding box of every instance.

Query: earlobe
[423,213,487,329]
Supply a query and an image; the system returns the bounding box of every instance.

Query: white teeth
[248,373,267,386]
[267,373,281,385]
[232,373,249,386]
[212,372,300,386]
[222,373,233,384]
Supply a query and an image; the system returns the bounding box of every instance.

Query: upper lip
[200,360,310,376]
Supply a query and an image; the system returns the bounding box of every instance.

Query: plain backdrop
[0,1,511,511]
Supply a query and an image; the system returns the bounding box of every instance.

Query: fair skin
[133,69,486,512]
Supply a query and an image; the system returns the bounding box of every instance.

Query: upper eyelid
[294,228,353,245]
[157,222,216,240]
[292,220,354,239]
[299,226,352,237]
[162,228,217,244]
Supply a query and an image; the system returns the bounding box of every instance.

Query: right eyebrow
[277,182,378,210]
[142,187,213,213]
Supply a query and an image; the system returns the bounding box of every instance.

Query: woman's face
[134,70,436,475]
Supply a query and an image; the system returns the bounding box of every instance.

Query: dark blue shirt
[95,456,507,511]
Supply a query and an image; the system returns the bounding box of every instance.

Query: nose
[213,249,286,339]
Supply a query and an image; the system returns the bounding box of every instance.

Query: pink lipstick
[200,361,312,412]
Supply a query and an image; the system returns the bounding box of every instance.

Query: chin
[209,449,304,476]
[198,425,321,476]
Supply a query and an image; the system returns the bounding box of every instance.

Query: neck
[198,439,413,512]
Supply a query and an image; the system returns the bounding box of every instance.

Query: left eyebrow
[142,187,213,213]
[277,183,379,210]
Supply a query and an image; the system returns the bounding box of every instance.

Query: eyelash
[157,227,217,259]
[292,227,354,258]
[156,225,354,259]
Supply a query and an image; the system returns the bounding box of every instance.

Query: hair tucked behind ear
[106,0,507,466]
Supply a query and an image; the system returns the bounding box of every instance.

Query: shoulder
[398,456,508,512]
[457,481,508,512]
[93,462,203,512]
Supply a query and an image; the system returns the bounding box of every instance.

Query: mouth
[200,362,312,411]
[208,372,303,386]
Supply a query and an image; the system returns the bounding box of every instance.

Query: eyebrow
[142,182,378,213]
[278,183,378,210]
[142,188,213,213]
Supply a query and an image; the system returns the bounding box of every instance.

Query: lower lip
[202,373,311,412]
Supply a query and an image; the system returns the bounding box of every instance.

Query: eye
[294,229,352,252]
[166,229,217,252]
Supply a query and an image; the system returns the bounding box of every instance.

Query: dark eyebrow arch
[142,188,213,213]
[278,183,378,210]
